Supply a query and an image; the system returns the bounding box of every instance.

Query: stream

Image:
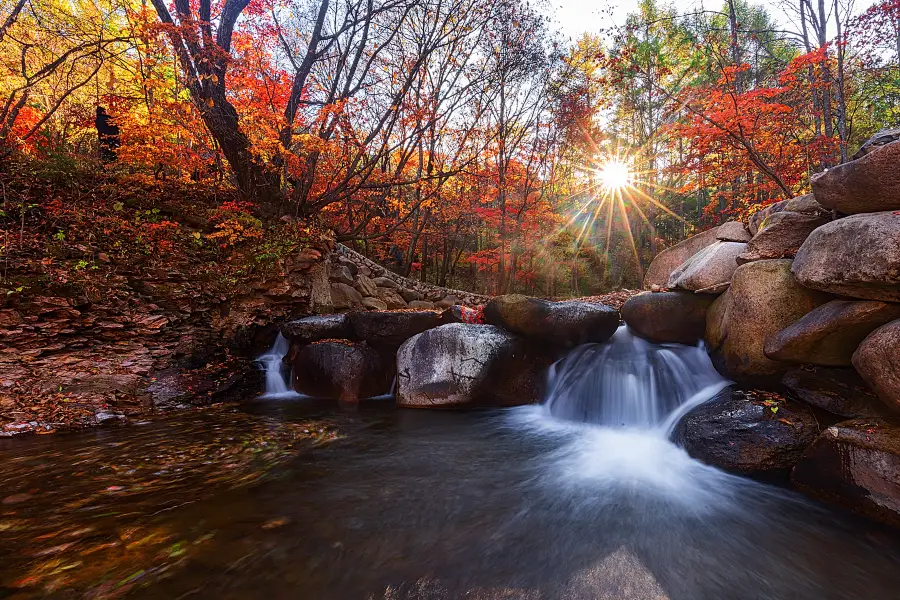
[1,332,899,599]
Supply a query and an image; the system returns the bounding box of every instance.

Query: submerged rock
[666,241,746,293]
[812,140,900,213]
[672,387,819,474]
[349,309,442,352]
[643,227,720,289]
[483,295,618,348]
[792,419,900,527]
[765,300,900,367]
[396,323,549,408]
[620,291,715,345]
[281,314,355,345]
[792,211,900,302]
[852,319,900,413]
[292,340,391,401]
[782,367,887,419]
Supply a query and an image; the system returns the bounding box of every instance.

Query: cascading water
[257,333,300,399]
[543,326,729,432]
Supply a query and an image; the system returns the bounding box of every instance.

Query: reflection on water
[0,399,898,599]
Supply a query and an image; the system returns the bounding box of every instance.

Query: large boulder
[396,323,550,408]
[349,309,442,352]
[483,295,618,348]
[748,194,828,236]
[354,274,378,297]
[666,241,746,293]
[737,211,829,264]
[281,314,355,344]
[811,140,900,213]
[672,387,820,474]
[705,259,831,381]
[852,127,900,160]
[792,211,900,301]
[792,419,900,527]
[329,264,356,286]
[643,227,720,289]
[782,367,888,419]
[620,291,715,345]
[375,287,408,309]
[292,340,391,401]
[330,283,364,309]
[852,319,900,413]
[715,221,751,242]
[764,300,900,367]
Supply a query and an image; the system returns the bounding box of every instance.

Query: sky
[551,0,793,41]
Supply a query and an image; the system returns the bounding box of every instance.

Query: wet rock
[349,310,442,352]
[396,324,549,408]
[354,274,378,297]
[329,265,356,286]
[673,387,820,474]
[792,419,900,527]
[281,314,355,344]
[643,227,720,289]
[738,212,830,264]
[373,277,400,289]
[484,295,618,348]
[330,282,364,309]
[812,140,900,213]
[621,291,715,345]
[852,319,900,413]
[852,127,900,160]
[292,340,391,401]
[782,367,888,418]
[764,300,900,367]
[792,211,900,301]
[375,287,408,309]
[705,259,831,381]
[667,241,746,293]
[361,297,388,311]
[715,221,752,242]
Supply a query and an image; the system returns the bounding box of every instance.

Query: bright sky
[551,0,793,42]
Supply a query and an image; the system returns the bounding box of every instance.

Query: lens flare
[598,160,631,191]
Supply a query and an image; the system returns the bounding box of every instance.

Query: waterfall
[544,326,729,432]
[257,333,300,399]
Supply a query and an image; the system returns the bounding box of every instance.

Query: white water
[258,333,301,399]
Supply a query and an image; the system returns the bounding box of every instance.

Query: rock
[349,310,442,352]
[409,300,435,310]
[705,259,831,381]
[400,289,424,303]
[361,297,388,311]
[484,295,618,348]
[643,227,720,289]
[737,212,829,264]
[715,221,751,242]
[373,277,400,289]
[792,211,900,301]
[782,367,888,418]
[329,265,355,286]
[439,305,482,324]
[667,241,747,292]
[396,324,549,408]
[337,256,358,276]
[852,127,900,160]
[792,419,900,527]
[330,282,364,309]
[852,319,900,413]
[748,194,828,236]
[281,314,355,344]
[435,295,458,310]
[308,262,333,313]
[764,300,900,367]
[672,387,820,474]
[811,140,900,213]
[620,291,715,345]
[375,287,408,309]
[354,274,378,297]
[292,340,391,401]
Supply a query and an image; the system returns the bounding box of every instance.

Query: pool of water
[1,397,898,599]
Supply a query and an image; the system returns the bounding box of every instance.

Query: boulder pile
[638,133,900,526]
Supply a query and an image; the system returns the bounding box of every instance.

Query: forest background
[1,0,898,297]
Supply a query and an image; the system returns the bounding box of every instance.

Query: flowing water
[257,333,301,399]
[1,330,899,598]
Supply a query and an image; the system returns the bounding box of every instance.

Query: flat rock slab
[765,300,900,367]
[672,387,820,474]
[349,310,442,352]
[852,319,900,413]
[812,140,900,213]
[792,419,900,527]
[281,314,355,344]
[667,241,746,292]
[484,295,618,349]
[715,220,751,242]
[782,367,888,419]
[620,291,715,345]
[793,211,900,302]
